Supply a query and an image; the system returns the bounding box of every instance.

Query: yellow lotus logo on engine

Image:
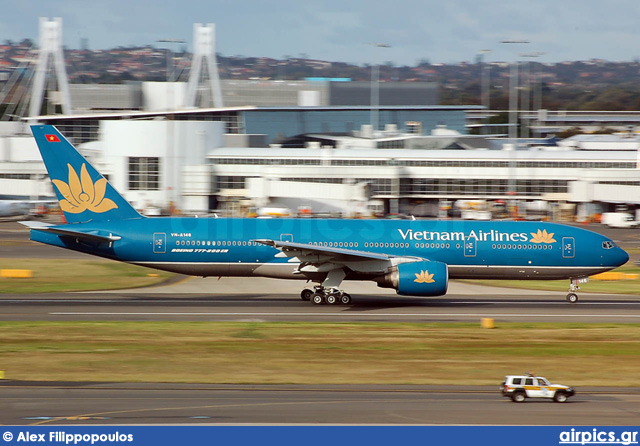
[52,163,118,214]
[414,270,435,284]
[530,229,556,244]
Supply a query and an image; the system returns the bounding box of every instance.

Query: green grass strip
[0,259,174,293]
[0,321,639,386]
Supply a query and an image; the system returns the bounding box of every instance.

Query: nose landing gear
[566,278,584,303]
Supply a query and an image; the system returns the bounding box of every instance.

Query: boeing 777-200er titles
[22,125,629,304]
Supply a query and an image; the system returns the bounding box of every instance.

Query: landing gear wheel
[308,284,351,307]
[300,289,313,301]
[340,293,352,305]
[566,278,582,303]
[554,392,568,403]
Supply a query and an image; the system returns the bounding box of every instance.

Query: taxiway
[2,382,639,426]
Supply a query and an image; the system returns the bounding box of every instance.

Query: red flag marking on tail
[45,134,60,142]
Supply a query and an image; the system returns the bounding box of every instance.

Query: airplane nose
[615,248,630,267]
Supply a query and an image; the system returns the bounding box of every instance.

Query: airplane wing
[20,221,121,244]
[253,238,407,276]
[254,239,389,263]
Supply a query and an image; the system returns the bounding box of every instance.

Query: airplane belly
[132,262,232,276]
[132,261,318,280]
[252,263,320,280]
[448,265,612,280]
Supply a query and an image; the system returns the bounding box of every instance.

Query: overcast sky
[3,0,640,66]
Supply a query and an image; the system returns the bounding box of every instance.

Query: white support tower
[185,23,224,108]
[29,17,73,117]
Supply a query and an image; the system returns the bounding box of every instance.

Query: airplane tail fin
[31,124,143,224]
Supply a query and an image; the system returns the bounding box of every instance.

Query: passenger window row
[176,240,257,247]
[492,244,552,250]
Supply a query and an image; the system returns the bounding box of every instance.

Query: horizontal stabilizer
[20,221,121,243]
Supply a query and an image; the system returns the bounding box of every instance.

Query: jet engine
[375,260,448,296]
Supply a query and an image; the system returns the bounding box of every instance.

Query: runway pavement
[2,382,640,426]
[2,277,640,323]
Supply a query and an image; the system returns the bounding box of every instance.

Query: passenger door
[536,378,554,398]
[464,237,477,257]
[562,237,575,259]
[153,232,166,254]
[523,377,543,397]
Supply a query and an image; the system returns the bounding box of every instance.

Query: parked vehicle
[601,213,638,228]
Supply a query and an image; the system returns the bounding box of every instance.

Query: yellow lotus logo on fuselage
[414,270,435,284]
[52,163,118,214]
[530,229,556,244]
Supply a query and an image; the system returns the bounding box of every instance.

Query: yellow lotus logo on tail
[530,229,556,244]
[414,270,435,284]
[52,163,118,214]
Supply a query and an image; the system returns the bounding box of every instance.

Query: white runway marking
[456,301,640,306]
[49,311,640,318]
[0,298,638,305]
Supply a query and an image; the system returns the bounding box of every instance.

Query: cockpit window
[602,241,616,249]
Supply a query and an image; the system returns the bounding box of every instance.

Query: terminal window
[128,157,160,191]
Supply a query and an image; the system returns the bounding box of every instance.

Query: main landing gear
[301,286,352,305]
[300,268,352,305]
[566,278,580,303]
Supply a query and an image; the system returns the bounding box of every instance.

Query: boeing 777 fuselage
[23,125,629,305]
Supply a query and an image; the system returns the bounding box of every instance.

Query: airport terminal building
[1,75,639,219]
[2,101,640,221]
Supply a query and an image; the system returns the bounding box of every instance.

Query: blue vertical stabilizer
[31,125,142,224]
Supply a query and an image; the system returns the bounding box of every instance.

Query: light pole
[156,39,185,209]
[520,52,544,138]
[479,49,492,135]
[532,53,545,118]
[501,39,529,215]
[501,40,529,141]
[368,43,390,134]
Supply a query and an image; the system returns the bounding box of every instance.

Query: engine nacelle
[376,260,449,296]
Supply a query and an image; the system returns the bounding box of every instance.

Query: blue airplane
[22,125,629,304]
